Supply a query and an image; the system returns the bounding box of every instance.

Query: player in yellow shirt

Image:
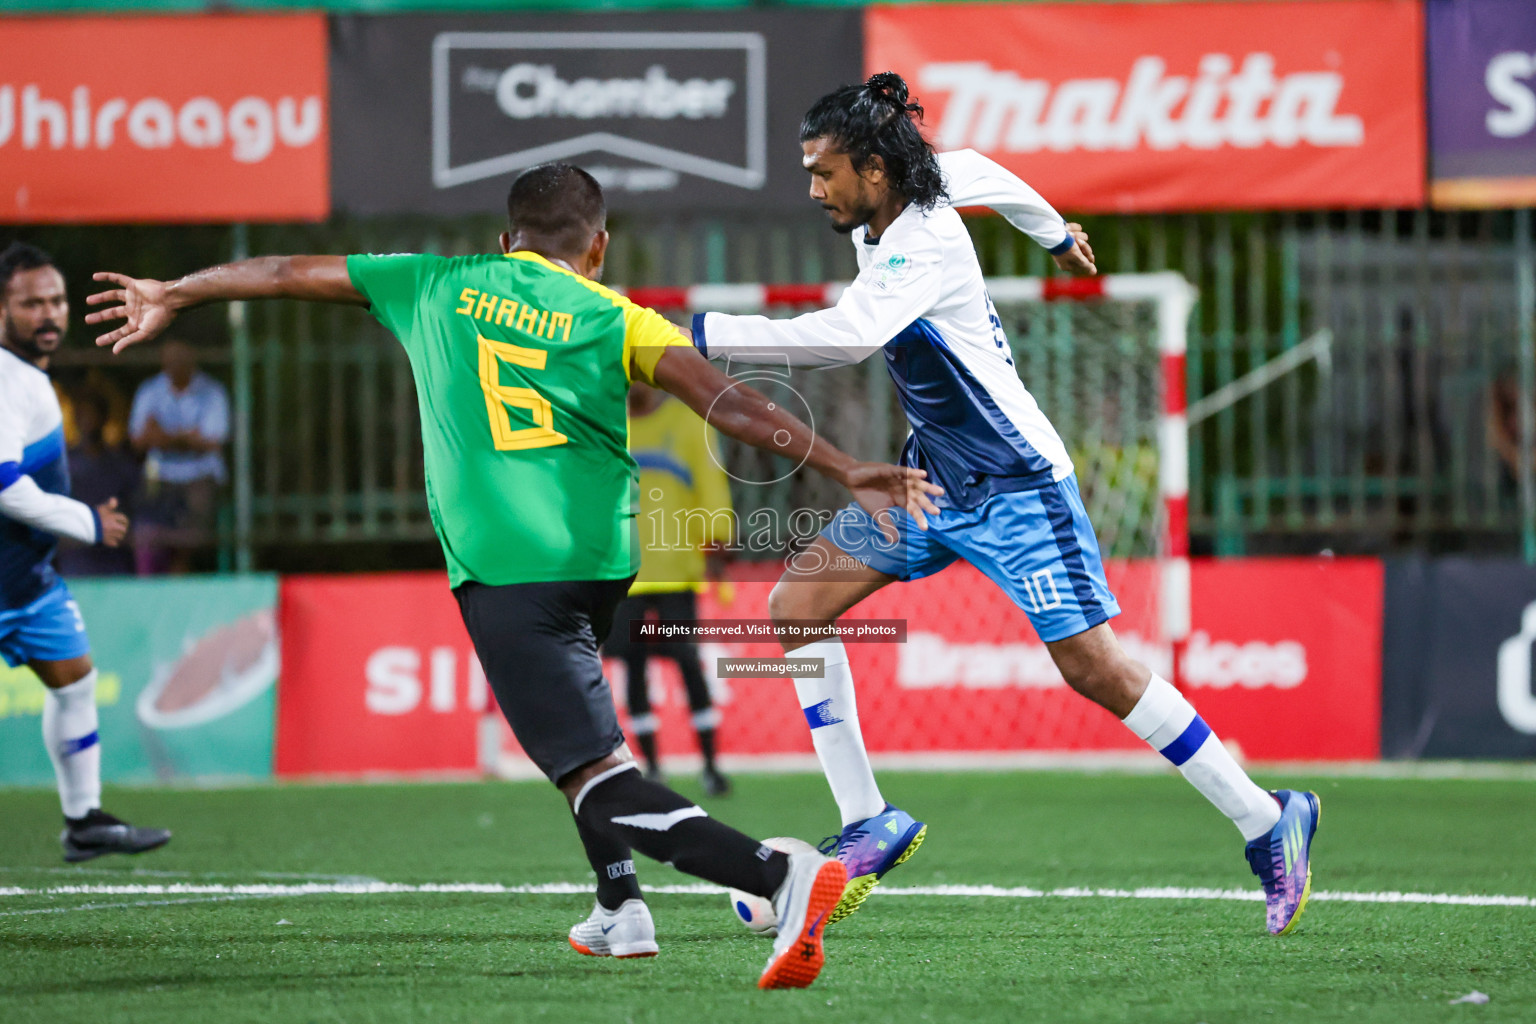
[604,381,735,795]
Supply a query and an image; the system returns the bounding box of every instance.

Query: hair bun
[865,71,910,107]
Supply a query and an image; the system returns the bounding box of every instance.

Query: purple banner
[1428,0,1536,207]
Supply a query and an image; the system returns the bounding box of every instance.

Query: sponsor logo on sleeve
[870,252,910,292]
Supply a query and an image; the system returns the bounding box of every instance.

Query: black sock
[635,732,660,773]
[695,727,719,772]
[573,814,642,911]
[576,766,788,898]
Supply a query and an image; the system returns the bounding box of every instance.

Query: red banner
[275,574,483,777]
[274,558,1381,777]
[867,0,1424,212]
[0,15,328,223]
[599,558,1381,765]
[1181,558,1381,760]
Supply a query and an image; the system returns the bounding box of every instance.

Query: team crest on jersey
[871,253,910,292]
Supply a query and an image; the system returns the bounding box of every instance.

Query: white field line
[0,895,270,918]
[0,867,382,882]
[520,753,1536,783]
[1,881,1531,909]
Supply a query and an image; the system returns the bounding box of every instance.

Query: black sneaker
[701,768,732,798]
[61,809,171,863]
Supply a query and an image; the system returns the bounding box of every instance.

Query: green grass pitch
[3,769,1534,1023]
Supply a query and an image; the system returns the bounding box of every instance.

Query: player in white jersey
[0,243,171,862]
[691,74,1320,935]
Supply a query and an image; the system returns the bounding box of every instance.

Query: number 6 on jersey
[477,333,568,451]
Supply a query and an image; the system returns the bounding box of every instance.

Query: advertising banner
[275,558,1380,778]
[0,576,279,785]
[329,10,862,215]
[866,0,1424,212]
[0,15,328,224]
[1382,558,1536,758]
[501,557,1379,770]
[275,573,486,777]
[1182,558,1381,761]
[1427,0,1536,207]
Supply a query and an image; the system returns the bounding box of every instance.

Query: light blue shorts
[0,582,91,667]
[821,474,1120,642]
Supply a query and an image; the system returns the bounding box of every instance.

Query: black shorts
[454,576,634,785]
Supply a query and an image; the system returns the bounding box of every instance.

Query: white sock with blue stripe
[1122,674,1280,842]
[42,670,102,820]
[793,639,886,827]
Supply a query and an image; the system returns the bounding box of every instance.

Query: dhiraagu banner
[0,575,279,785]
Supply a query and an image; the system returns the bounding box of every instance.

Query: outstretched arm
[692,232,945,369]
[86,256,365,353]
[938,149,1096,276]
[647,343,943,530]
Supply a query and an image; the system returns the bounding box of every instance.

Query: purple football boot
[1244,789,1321,935]
[817,803,926,925]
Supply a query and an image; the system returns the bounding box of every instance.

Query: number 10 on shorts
[1021,569,1063,614]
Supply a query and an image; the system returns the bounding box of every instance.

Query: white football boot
[567,899,659,959]
[757,850,847,989]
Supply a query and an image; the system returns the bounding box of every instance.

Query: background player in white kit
[691,74,1321,935]
[0,242,171,861]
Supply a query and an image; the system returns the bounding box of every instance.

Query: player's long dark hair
[800,72,948,211]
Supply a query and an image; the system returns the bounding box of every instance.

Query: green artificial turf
[3,770,1534,1023]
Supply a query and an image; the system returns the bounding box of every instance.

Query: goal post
[625,272,1198,653]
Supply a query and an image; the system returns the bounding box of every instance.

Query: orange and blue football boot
[817,803,926,925]
[1245,789,1321,935]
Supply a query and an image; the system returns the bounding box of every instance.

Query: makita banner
[330,11,861,214]
[1428,0,1536,208]
[1382,559,1536,758]
[866,0,1424,212]
[0,15,328,223]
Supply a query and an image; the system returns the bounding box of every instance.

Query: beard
[824,198,878,235]
[2,320,63,361]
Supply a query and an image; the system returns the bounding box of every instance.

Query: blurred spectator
[129,339,229,574]
[58,368,132,450]
[1489,363,1534,507]
[54,388,139,577]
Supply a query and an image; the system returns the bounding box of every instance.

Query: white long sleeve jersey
[691,149,1077,510]
[0,346,99,608]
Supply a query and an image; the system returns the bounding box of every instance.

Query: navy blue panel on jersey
[20,425,65,475]
[1,426,70,609]
[883,318,1056,509]
[20,425,69,495]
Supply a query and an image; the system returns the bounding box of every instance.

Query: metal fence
[971,208,1536,556]
[50,206,1535,567]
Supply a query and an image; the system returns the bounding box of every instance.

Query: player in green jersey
[85,163,942,991]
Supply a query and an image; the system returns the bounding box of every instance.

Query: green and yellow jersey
[347,250,690,587]
[629,396,734,595]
